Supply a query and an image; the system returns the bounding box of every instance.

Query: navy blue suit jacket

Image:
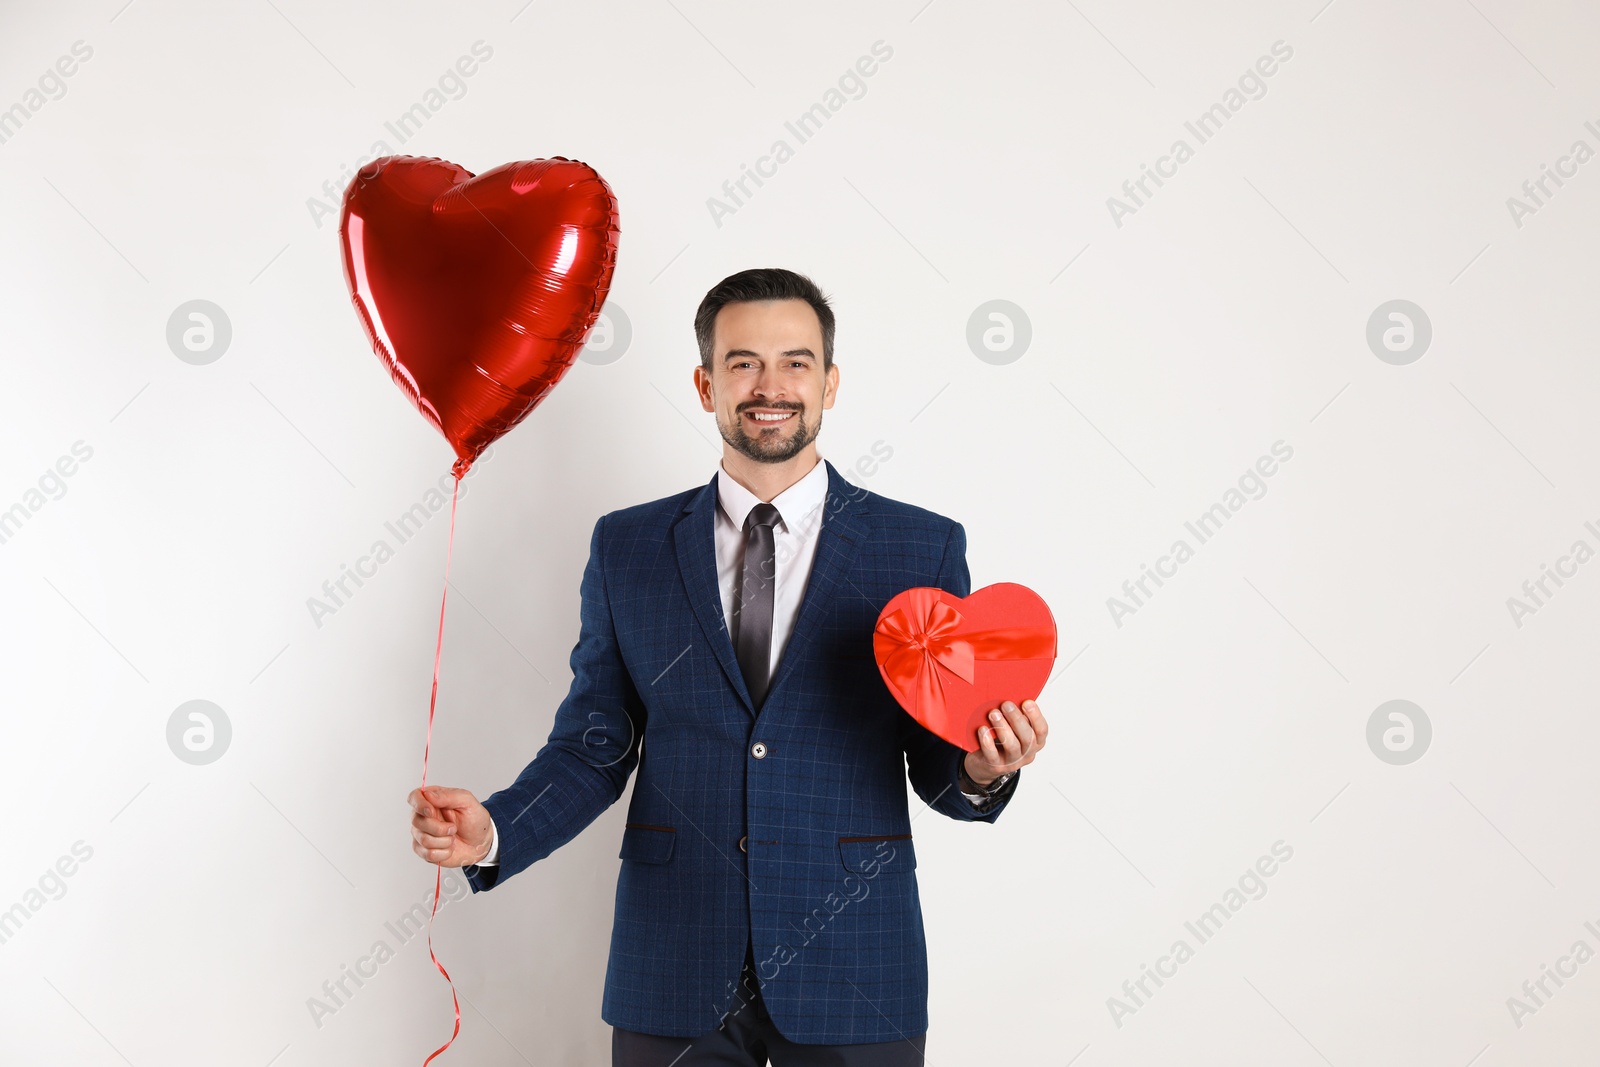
[464,459,1020,1042]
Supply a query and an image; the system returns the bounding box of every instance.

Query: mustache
[738,403,803,413]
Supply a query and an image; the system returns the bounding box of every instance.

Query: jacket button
[751,741,768,759]
[739,835,747,853]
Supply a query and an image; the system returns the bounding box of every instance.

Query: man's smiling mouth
[744,408,797,426]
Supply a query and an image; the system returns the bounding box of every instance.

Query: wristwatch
[959,762,1014,798]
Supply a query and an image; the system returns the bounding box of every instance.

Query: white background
[2,0,1598,1064]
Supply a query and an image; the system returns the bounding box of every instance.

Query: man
[408,268,1049,1065]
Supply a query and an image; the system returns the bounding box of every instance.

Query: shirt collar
[716,453,829,533]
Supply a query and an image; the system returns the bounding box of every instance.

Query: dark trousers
[611,941,927,1066]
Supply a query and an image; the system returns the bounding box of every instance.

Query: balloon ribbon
[421,474,462,1065]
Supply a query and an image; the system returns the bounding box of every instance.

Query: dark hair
[695,268,835,372]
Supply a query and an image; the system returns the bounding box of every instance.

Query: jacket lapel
[761,461,869,711]
[673,469,755,715]
[670,459,872,721]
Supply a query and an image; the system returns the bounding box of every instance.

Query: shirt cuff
[474,815,499,866]
[957,760,1012,811]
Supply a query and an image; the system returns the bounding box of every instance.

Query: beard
[718,402,821,464]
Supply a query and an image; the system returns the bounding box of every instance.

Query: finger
[407,788,438,819]
[999,701,1036,752]
[975,719,1003,770]
[413,812,454,834]
[412,815,455,838]
[986,708,1018,761]
[424,786,476,811]
[413,841,453,864]
[414,830,456,851]
[1022,699,1048,748]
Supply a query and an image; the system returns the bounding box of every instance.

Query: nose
[751,365,785,400]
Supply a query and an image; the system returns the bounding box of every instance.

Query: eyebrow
[722,348,816,361]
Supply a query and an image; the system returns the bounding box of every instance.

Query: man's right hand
[408,786,493,868]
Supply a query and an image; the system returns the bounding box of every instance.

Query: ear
[693,365,715,413]
[822,362,839,409]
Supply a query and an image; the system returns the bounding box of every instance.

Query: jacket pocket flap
[838,834,915,875]
[620,823,676,864]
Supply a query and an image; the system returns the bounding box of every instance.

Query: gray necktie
[734,502,781,708]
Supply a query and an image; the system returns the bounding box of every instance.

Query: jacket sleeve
[898,519,1020,823]
[465,513,647,891]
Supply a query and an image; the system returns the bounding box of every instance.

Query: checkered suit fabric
[464,459,1019,1042]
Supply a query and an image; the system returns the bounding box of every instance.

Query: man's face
[695,298,838,464]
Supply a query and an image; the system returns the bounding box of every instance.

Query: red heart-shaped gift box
[873,583,1057,752]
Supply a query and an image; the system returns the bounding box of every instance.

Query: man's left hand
[963,698,1048,787]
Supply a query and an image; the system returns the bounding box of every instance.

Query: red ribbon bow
[873,588,1055,719]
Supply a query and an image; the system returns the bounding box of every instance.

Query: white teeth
[750,412,793,421]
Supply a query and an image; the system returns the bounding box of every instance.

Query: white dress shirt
[471,453,995,867]
[711,451,830,681]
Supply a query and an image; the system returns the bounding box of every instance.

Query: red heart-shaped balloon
[873,583,1057,752]
[339,155,620,474]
